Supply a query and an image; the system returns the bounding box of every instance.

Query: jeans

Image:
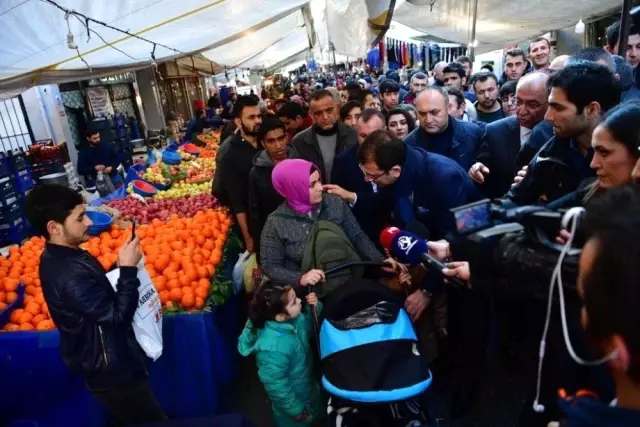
[88,379,167,426]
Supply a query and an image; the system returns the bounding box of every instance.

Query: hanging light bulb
[470,39,479,48]
[575,18,585,34]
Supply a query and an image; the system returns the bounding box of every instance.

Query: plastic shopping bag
[232,251,252,295]
[243,253,260,294]
[106,261,163,360]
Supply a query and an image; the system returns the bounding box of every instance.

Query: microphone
[380,227,467,288]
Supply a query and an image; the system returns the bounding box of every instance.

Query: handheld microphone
[380,227,467,288]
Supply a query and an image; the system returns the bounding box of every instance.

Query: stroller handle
[323,261,391,277]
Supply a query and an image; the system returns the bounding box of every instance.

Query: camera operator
[547,184,640,426]
[507,62,621,206]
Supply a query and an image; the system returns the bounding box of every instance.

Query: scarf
[272,159,318,214]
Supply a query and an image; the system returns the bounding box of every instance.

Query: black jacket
[506,136,595,206]
[404,117,482,171]
[39,243,147,389]
[249,146,298,255]
[474,117,554,199]
[291,122,357,183]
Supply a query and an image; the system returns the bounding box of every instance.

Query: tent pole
[618,0,633,57]
[469,0,478,62]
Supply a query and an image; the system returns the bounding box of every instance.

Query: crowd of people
[21,18,640,427]
[208,19,640,427]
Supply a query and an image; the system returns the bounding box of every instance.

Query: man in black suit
[468,72,554,198]
[326,109,391,245]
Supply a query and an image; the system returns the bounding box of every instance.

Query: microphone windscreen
[390,231,428,266]
[404,220,431,241]
[380,227,402,251]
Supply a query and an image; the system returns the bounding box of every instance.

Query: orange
[195,286,208,299]
[169,262,180,272]
[18,312,33,324]
[153,276,167,291]
[167,279,180,290]
[41,303,49,316]
[178,275,190,287]
[186,268,198,282]
[181,293,195,309]
[19,322,35,331]
[146,266,158,278]
[35,293,45,305]
[25,302,41,316]
[8,271,20,280]
[10,309,24,323]
[198,278,210,288]
[154,256,169,272]
[32,314,46,326]
[25,285,37,296]
[36,320,55,331]
[24,295,34,305]
[206,265,215,278]
[169,288,183,301]
[165,270,178,281]
[193,254,204,265]
[201,249,212,260]
[165,300,176,309]
[159,290,170,304]
[195,235,206,246]
[6,291,18,304]
[181,286,193,296]
[170,251,182,264]
[195,296,205,310]
[3,323,19,331]
[22,276,34,287]
[197,266,208,279]
[0,291,5,303]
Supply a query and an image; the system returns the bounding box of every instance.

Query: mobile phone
[130,219,136,241]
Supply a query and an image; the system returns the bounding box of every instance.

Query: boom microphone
[380,227,466,288]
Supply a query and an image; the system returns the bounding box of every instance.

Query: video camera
[450,199,581,296]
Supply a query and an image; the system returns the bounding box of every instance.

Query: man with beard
[292,89,357,184]
[604,20,640,88]
[507,62,620,205]
[25,185,166,426]
[213,95,262,252]
[528,37,551,71]
[471,72,505,124]
[469,72,554,198]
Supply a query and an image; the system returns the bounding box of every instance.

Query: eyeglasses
[359,164,387,182]
[510,98,548,109]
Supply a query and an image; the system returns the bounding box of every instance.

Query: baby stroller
[317,278,433,427]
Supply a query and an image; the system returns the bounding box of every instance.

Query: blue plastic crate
[13,169,33,194]
[0,175,17,200]
[0,195,23,225]
[0,217,27,245]
[0,152,30,173]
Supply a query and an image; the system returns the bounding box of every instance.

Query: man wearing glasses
[356,130,477,241]
[468,72,554,198]
[507,62,620,205]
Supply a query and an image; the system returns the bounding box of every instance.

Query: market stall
[0,130,246,426]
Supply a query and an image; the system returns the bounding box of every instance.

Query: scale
[130,139,148,165]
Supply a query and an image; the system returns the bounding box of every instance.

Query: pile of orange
[0,236,56,332]
[0,208,230,333]
[82,208,230,311]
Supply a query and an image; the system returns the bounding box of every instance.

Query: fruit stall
[0,132,247,426]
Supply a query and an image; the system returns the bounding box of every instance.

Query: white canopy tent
[0,0,396,97]
[392,0,622,53]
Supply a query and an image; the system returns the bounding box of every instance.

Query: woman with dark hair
[550,102,640,212]
[387,108,416,139]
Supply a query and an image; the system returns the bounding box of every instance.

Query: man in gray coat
[292,89,357,184]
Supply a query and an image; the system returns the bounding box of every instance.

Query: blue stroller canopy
[319,279,432,404]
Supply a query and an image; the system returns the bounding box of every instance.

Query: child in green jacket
[238,283,325,427]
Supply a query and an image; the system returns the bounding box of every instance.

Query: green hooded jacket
[238,303,325,427]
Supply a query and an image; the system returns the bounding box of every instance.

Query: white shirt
[520,126,532,147]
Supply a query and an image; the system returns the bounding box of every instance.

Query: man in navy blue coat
[404,87,482,171]
[357,129,478,240]
[327,109,392,246]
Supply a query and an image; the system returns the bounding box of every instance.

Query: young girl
[238,282,325,427]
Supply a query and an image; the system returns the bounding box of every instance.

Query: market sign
[87,72,135,86]
[86,87,115,117]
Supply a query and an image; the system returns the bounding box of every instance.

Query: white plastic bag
[232,250,252,294]
[106,260,163,360]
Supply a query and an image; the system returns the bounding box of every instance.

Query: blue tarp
[0,313,233,427]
